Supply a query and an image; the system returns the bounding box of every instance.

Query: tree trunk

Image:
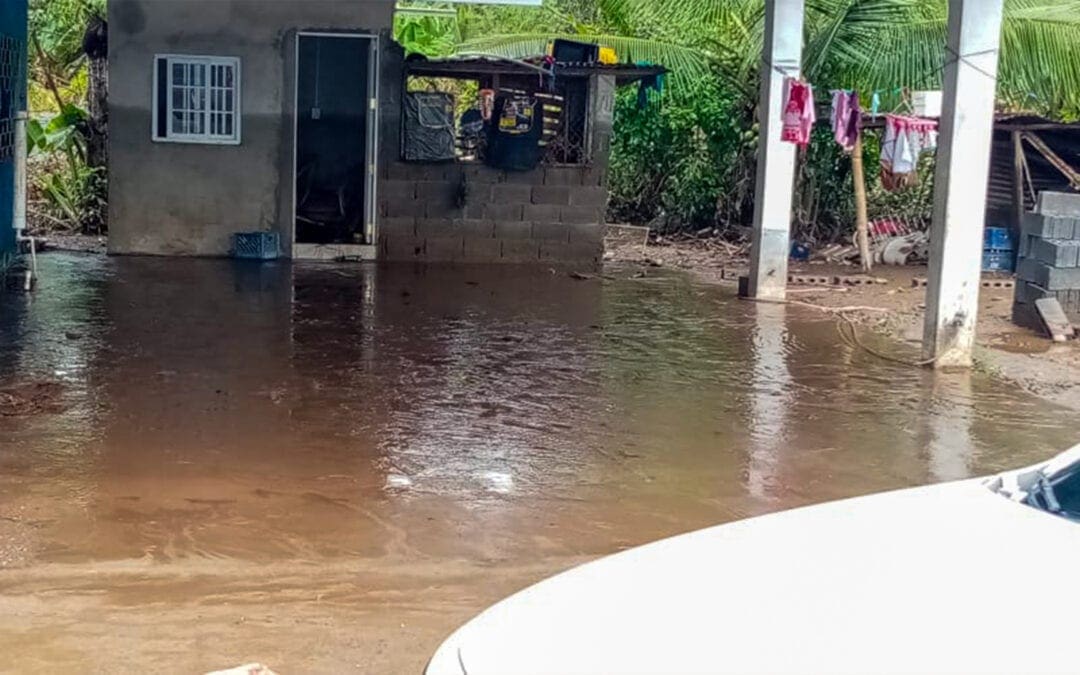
[83,16,108,172]
[851,133,872,272]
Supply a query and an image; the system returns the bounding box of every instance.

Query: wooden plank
[1035,297,1076,343]
[1012,130,1024,238]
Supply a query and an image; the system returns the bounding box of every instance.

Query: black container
[552,39,599,64]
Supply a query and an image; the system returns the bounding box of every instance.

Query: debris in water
[0,381,64,417]
[205,665,279,675]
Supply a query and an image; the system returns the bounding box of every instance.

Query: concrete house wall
[108,0,394,256]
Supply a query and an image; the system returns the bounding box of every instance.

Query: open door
[293,33,378,255]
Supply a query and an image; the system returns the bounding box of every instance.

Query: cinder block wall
[375,43,611,266]
[376,162,607,265]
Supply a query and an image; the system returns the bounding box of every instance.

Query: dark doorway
[294,34,374,246]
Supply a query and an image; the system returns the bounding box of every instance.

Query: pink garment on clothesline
[781,78,815,147]
[830,90,860,151]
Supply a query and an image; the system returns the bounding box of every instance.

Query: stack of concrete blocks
[1013,191,1080,330]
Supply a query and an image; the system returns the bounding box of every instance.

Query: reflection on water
[0,254,1076,567]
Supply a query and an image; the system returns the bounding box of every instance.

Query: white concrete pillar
[746,0,804,301]
[922,0,1004,367]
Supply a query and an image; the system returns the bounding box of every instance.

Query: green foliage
[394,11,458,58]
[26,104,105,233]
[28,0,107,234]
[28,0,104,113]
[608,78,746,230]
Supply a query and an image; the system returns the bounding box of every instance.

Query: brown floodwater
[0,253,1076,673]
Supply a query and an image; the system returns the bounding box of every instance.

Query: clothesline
[762,44,1003,102]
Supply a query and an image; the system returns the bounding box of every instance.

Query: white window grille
[152,55,241,144]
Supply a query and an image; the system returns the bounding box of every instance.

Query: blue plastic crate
[983,226,1014,251]
[233,232,280,260]
[982,248,1015,272]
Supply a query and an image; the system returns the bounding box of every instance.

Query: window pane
[224,66,234,88]
[172,62,185,85]
[171,110,186,134]
[225,91,233,112]
[224,114,233,136]
[192,64,206,87]
[172,87,185,110]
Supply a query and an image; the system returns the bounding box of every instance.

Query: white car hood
[428,478,1080,675]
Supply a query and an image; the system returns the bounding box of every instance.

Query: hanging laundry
[830,90,860,151]
[879,114,938,192]
[781,78,815,146]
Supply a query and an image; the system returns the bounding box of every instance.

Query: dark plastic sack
[403,92,456,162]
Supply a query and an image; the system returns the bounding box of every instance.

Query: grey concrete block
[531,222,570,242]
[532,185,572,205]
[581,167,607,187]
[1032,238,1080,268]
[523,203,561,222]
[485,202,525,221]
[493,221,534,240]
[490,183,531,203]
[1017,257,1080,290]
[462,164,503,183]
[423,236,465,262]
[1023,212,1078,239]
[569,187,609,208]
[463,236,503,262]
[503,169,543,184]
[378,216,416,236]
[381,180,416,201]
[461,200,486,220]
[538,240,603,264]
[382,233,426,260]
[415,218,455,238]
[1037,191,1080,217]
[1012,301,1043,331]
[1014,280,1051,305]
[386,162,415,181]
[1018,233,1036,258]
[385,198,426,218]
[560,205,602,225]
[566,222,604,244]
[544,167,582,186]
[500,239,540,262]
[452,219,496,239]
[416,181,458,207]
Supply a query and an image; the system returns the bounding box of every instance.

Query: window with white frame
[153,55,241,144]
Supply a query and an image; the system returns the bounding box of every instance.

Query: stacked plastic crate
[982,226,1015,272]
[1013,192,1080,329]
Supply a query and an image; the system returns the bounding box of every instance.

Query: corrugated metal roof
[404,55,667,85]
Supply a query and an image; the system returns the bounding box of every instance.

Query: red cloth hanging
[781,78,815,147]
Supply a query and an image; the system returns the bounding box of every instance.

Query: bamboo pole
[851,132,872,272]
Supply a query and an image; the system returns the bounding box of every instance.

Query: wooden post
[1012,130,1024,237]
[852,133,871,272]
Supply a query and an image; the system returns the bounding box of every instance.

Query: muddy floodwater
[1,253,1076,673]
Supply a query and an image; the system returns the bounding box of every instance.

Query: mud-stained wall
[107,0,394,256]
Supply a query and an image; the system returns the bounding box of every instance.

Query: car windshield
[1044,463,1080,520]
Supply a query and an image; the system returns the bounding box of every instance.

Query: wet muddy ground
[1,253,1077,673]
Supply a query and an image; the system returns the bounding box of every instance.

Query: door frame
[291,31,380,259]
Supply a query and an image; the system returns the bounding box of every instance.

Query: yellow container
[599,46,618,65]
